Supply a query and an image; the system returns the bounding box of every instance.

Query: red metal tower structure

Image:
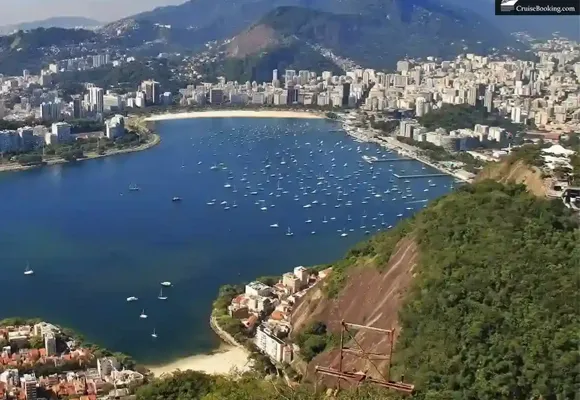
[315,320,414,395]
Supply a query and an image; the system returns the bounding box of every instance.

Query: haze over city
[0,0,184,25]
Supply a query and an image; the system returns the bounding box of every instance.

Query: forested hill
[134,181,579,400]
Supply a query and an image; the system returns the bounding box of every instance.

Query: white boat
[151,329,158,338]
[139,309,148,319]
[224,183,232,188]
[172,197,182,202]
[129,184,140,191]
[210,164,219,170]
[260,206,268,211]
[397,213,403,217]
[270,223,279,228]
[158,289,168,300]
[303,204,312,208]
[24,263,34,276]
[305,219,312,223]
[286,227,294,237]
[126,296,138,302]
[161,281,172,287]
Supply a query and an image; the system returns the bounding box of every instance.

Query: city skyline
[0,0,184,26]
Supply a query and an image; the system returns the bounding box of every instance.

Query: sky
[0,0,185,26]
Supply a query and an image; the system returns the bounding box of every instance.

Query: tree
[29,336,44,349]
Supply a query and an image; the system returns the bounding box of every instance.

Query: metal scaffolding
[315,320,414,395]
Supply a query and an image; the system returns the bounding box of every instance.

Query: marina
[0,116,454,364]
[393,173,450,179]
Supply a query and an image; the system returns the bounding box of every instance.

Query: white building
[245,281,272,297]
[105,115,125,139]
[97,357,120,378]
[51,122,72,144]
[255,324,285,363]
[89,87,104,114]
[21,373,37,400]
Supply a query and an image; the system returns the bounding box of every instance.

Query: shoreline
[0,134,161,174]
[340,124,473,183]
[146,343,251,377]
[145,109,326,122]
[147,316,251,377]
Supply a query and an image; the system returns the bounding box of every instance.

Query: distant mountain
[124,0,580,41]
[0,17,101,35]
[119,0,527,66]
[221,4,525,73]
[443,0,580,40]
[0,28,99,74]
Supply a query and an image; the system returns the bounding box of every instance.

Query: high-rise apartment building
[44,333,56,356]
[140,80,161,105]
[22,374,37,400]
[89,87,104,114]
[484,87,494,112]
[51,122,72,144]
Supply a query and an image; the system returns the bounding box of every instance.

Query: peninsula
[0,116,160,174]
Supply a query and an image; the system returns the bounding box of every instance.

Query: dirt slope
[476,159,547,197]
[225,24,280,58]
[290,237,419,382]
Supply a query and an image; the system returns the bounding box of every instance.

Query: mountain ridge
[223,5,526,71]
[0,17,101,35]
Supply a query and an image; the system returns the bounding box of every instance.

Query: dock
[393,173,449,179]
[362,155,411,163]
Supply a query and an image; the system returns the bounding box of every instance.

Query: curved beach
[145,110,325,121]
[147,344,251,376]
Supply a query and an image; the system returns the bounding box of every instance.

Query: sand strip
[147,344,251,377]
[145,110,325,121]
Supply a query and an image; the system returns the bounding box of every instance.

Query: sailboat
[151,329,158,338]
[158,288,168,300]
[24,262,34,276]
[129,184,140,191]
[139,309,148,319]
[286,227,294,237]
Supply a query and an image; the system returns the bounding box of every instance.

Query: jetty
[393,173,449,179]
[362,155,411,163]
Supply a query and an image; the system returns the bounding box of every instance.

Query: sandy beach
[147,344,252,377]
[145,109,325,122]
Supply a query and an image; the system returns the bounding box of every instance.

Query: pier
[362,155,411,163]
[393,173,449,179]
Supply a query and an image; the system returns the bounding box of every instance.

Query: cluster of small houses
[0,323,142,400]
[228,266,332,364]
